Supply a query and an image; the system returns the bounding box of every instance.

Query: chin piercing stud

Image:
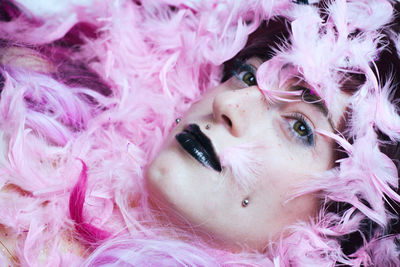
[175,118,181,124]
[242,198,249,207]
[205,124,211,130]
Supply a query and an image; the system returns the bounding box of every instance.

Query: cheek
[238,167,319,246]
[314,137,336,169]
[273,138,334,174]
[251,184,319,238]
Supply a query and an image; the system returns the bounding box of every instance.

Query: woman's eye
[241,71,257,86]
[232,61,258,87]
[293,121,308,136]
[286,114,314,146]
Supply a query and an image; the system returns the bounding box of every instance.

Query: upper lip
[175,124,222,172]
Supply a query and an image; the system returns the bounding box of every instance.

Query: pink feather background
[0,0,399,266]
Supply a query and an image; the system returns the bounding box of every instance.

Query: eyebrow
[291,87,336,130]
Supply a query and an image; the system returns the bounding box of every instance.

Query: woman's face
[146,57,349,250]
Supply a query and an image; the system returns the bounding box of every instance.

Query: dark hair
[222,17,291,82]
[0,0,111,97]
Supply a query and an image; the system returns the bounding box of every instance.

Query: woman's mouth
[175,124,222,172]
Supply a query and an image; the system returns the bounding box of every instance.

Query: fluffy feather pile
[0,0,399,266]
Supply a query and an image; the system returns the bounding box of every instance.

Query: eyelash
[232,61,257,87]
[284,113,315,146]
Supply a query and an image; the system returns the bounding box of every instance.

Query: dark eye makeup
[231,59,257,87]
[284,113,315,146]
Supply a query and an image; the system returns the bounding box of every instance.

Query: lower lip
[175,131,221,172]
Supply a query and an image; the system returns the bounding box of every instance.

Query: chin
[145,148,187,209]
[145,150,173,200]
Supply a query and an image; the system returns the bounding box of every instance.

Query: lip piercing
[175,118,181,124]
[242,198,249,207]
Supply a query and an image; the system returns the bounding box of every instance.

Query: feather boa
[0,0,399,266]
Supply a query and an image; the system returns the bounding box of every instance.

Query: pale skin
[146,57,350,251]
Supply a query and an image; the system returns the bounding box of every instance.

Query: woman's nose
[212,87,261,137]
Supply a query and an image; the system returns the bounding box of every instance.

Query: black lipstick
[175,124,222,172]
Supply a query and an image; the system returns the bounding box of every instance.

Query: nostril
[222,114,232,127]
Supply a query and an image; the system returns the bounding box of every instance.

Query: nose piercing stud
[175,118,181,124]
[242,198,249,207]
